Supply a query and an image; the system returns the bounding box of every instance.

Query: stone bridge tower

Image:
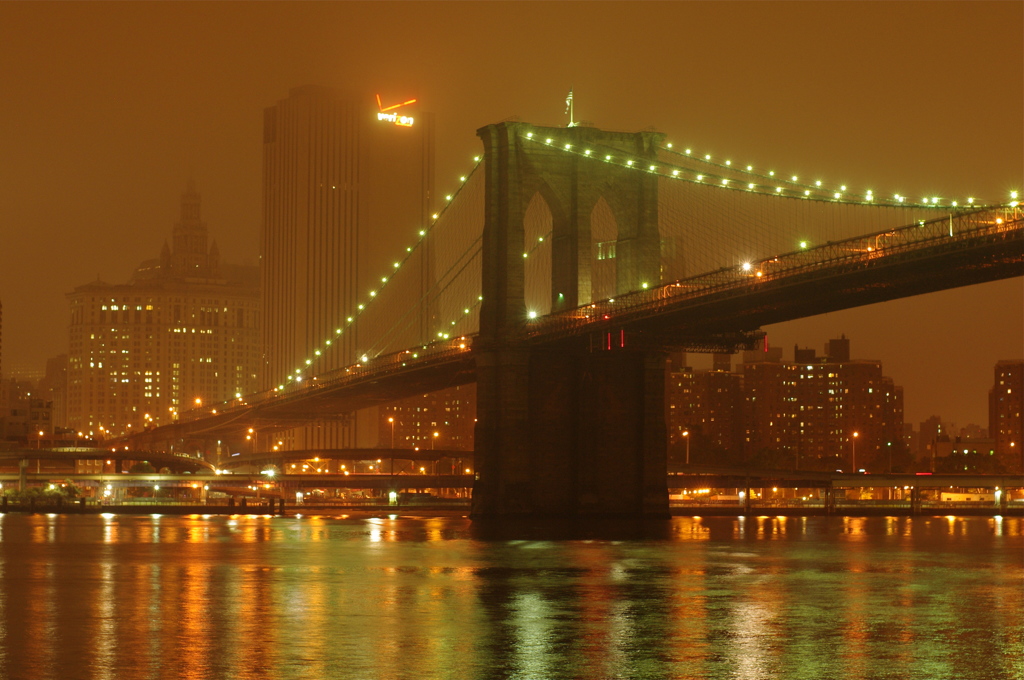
[472,122,670,520]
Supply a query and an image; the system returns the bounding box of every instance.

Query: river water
[0,512,1020,680]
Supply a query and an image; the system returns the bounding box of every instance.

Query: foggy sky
[0,1,1021,428]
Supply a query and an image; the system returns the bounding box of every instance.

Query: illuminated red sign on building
[376,94,417,127]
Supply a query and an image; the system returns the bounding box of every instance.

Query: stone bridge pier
[472,121,669,519]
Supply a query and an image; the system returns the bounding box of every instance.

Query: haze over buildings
[0,2,1020,428]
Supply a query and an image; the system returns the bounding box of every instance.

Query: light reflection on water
[0,513,1020,680]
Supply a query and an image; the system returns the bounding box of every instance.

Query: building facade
[379,384,476,452]
[741,343,902,469]
[66,183,259,437]
[666,337,904,470]
[990,359,1023,472]
[667,354,744,455]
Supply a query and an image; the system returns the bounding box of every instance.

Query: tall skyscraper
[260,86,434,449]
[66,183,259,437]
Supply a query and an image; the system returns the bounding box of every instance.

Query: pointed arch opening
[590,195,618,301]
[523,191,553,319]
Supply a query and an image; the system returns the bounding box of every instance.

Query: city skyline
[0,2,1021,427]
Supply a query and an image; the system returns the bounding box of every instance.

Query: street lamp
[388,417,395,449]
[682,430,690,465]
[432,431,439,450]
[851,431,860,472]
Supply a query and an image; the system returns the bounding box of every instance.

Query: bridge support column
[472,342,669,519]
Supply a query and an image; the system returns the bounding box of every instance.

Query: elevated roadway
[0,447,213,473]
[129,207,1022,444]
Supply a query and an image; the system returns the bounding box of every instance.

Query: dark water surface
[0,513,1020,680]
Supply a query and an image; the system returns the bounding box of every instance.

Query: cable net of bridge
[222,129,1018,416]
[516,132,1019,340]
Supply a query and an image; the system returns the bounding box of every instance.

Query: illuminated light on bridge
[163,122,1019,510]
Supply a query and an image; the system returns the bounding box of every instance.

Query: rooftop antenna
[565,87,575,128]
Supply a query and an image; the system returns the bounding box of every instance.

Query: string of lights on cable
[520,131,1019,209]
[274,154,484,392]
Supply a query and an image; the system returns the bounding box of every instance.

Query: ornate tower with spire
[170,180,219,278]
[66,181,260,439]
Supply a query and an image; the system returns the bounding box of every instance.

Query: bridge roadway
[218,448,475,471]
[0,472,474,493]
[129,207,1023,443]
[0,447,213,473]
[667,466,1024,491]
[4,468,1019,494]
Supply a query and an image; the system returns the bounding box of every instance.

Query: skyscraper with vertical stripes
[260,85,434,449]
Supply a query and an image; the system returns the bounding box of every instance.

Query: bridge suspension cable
[273,155,484,391]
